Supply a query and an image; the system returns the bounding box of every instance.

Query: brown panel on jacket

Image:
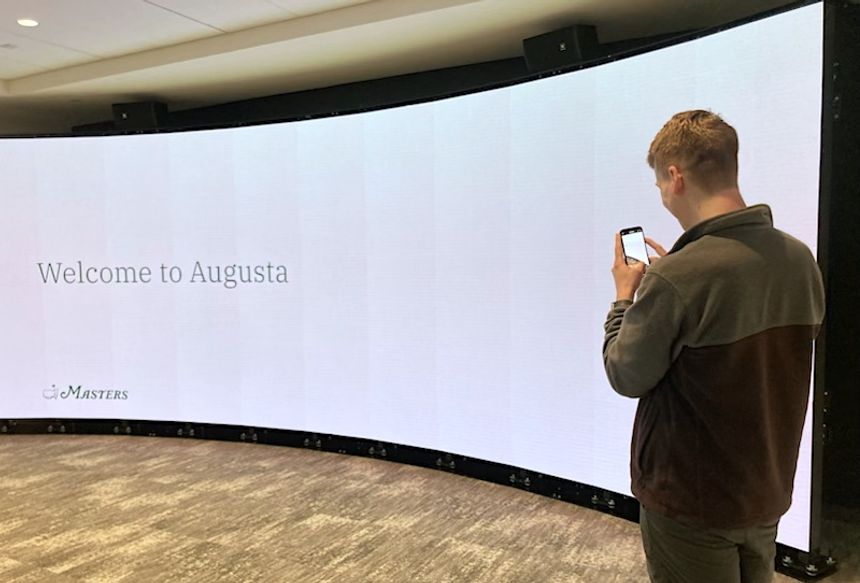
[631,324,820,529]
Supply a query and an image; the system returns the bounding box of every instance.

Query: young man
[603,110,825,583]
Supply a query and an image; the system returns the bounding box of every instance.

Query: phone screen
[620,227,650,265]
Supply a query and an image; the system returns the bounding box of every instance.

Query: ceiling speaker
[112,101,168,130]
[523,25,600,72]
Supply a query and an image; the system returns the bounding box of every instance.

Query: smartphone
[620,226,650,266]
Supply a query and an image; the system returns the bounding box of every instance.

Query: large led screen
[0,3,823,551]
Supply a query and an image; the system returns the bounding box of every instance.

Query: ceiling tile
[0,30,94,78]
[144,0,296,32]
[0,0,219,60]
[267,0,377,18]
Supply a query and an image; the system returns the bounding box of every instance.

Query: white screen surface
[0,4,822,550]
[621,229,650,265]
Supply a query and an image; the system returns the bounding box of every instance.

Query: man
[603,110,825,583]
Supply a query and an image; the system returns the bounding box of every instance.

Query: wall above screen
[0,0,803,135]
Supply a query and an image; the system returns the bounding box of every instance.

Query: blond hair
[647,110,739,192]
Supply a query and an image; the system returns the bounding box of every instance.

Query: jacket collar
[670,204,774,254]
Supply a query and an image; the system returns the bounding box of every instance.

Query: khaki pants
[639,506,778,583]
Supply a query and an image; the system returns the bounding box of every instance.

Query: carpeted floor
[0,435,856,582]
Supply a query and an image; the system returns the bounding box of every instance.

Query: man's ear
[667,165,685,195]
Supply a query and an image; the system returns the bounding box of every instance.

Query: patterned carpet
[0,435,856,582]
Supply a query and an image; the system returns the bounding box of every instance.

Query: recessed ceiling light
[17,18,39,27]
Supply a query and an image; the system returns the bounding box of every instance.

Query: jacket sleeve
[603,271,686,398]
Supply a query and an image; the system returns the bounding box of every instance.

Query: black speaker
[523,25,600,72]
[112,101,168,130]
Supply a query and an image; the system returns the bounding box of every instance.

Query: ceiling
[0,0,795,135]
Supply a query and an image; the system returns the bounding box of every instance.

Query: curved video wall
[0,3,822,551]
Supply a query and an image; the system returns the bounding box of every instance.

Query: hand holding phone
[613,228,668,301]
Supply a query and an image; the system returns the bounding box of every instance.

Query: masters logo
[43,385,129,400]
